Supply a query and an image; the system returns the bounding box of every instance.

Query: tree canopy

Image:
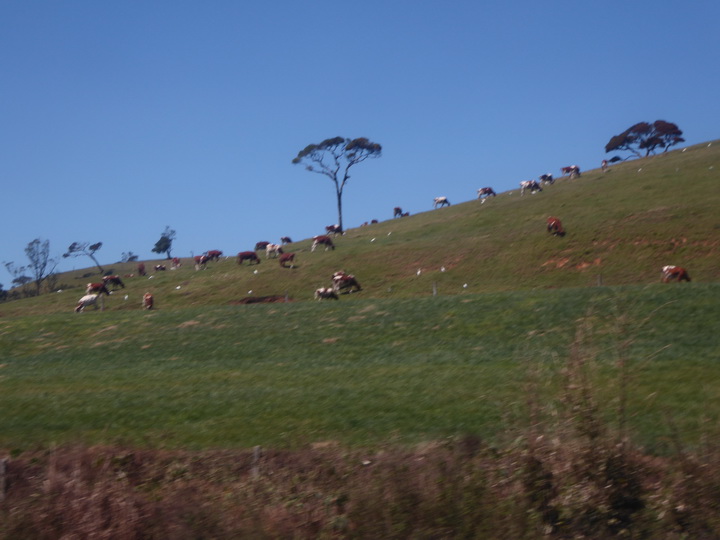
[292,137,382,231]
[63,241,104,273]
[25,238,58,295]
[605,120,684,158]
[152,226,177,259]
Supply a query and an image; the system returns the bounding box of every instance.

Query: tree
[152,226,176,259]
[25,238,59,295]
[120,251,139,263]
[605,120,684,158]
[63,241,104,273]
[292,137,382,231]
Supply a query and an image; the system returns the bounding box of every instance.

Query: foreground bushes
[2,434,720,539]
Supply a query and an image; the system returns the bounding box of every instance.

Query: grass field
[3,283,719,451]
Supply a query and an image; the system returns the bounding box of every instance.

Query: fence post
[432,282,437,296]
[0,458,6,502]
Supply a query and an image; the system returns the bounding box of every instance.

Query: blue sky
[2,1,718,286]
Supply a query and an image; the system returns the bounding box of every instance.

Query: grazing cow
[546,216,566,237]
[237,251,261,265]
[280,236,293,245]
[142,292,154,310]
[102,275,125,289]
[75,293,104,313]
[661,265,691,283]
[332,271,362,293]
[433,196,451,208]
[477,187,496,199]
[561,165,581,178]
[154,265,166,271]
[314,287,339,300]
[325,224,343,236]
[394,206,403,218]
[206,250,223,261]
[539,173,554,185]
[194,255,209,270]
[137,262,146,276]
[265,243,283,258]
[520,180,542,195]
[255,241,271,251]
[86,282,111,296]
[279,252,296,268]
[311,235,335,251]
[171,257,182,269]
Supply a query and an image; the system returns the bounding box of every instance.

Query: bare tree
[292,137,382,231]
[25,239,59,295]
[63,241,104,273]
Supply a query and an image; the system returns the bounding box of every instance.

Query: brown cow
[311,235,335,251]
[546,217,566,237]
[206,250,223,261]
[332,271,362,294]
[279,252,296,268]
[86,282,111,296]
[661,265,691,283]
[238,251,261,265]
[142,292,154,310]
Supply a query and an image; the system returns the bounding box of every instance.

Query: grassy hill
[3,140,719,317]
[2,141,720,538]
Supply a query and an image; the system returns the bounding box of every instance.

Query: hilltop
[3,140,719,317]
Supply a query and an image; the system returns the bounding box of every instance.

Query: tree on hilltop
[152,226,176,259]
[63,241,104,273]
[605,120,684,159]
[292,137,382,232]
[25,238,59,295]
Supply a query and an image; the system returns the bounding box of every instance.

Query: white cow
[75,293,104,313]
[265,243,283,258]
[433,196,451,208]
[314,287,339,300]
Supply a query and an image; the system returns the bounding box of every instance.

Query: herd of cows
[73,164,691,312]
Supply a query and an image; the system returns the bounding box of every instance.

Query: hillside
[3,140,719,317]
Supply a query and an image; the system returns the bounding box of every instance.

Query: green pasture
[2,284,718,452]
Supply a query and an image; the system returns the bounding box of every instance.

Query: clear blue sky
[2,1,718,286]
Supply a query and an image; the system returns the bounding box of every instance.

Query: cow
[255,241,271,251]
[332,271,362,294]
[325,224,343,236]
[520,180,542,196]
[237,251,261,265]
[137,262,147,276]
[311,235,335,251]
[75,293,104,313]
[394,206,403,218]
[142,292,154,310]
[265,243,283,258]
[539,173,554,185]
[279,252,296,268]
[280,236,293,245]
[314,287,339,300]
[102,275,125,289]
[661,265,691,283]
[171,257,182,269]
[86,282,111,296]
[154,265,167,271]
[206,250,223,261]
[477,187,496,199]
[561,165,581,179]
[194,255,209,270]
[433,196,451,208]
[546,216,566,237]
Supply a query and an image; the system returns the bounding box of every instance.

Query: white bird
[371,238,376,242]
[440,266,446,272]
[253,270,258,274]
[175,286,181,290]
[463,283,468,288]
[416,269,422,276]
